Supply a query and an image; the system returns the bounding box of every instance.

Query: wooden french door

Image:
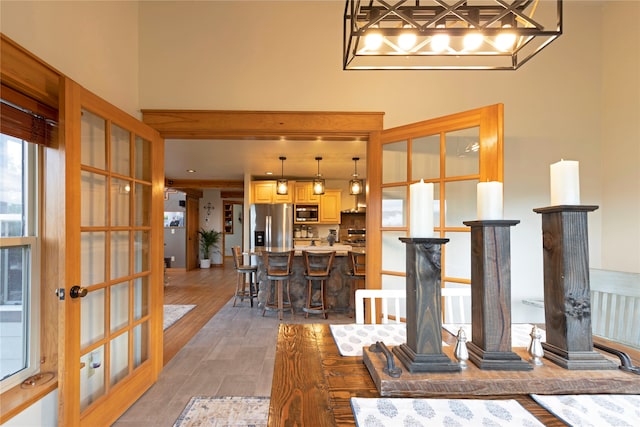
[59,78,165,426]
[367,104,503,320]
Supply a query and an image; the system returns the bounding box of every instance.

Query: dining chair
[441,286,471,324]
[355,289,406,324]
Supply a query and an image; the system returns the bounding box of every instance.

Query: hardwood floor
[163,258,237,365]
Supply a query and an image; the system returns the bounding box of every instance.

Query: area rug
[173,396,270,427]
[163,304,196,331]
[351,397,545,427]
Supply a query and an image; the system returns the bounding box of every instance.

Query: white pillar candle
[550,160,580,205]
[410,179,434,237]
[477,181,503,220]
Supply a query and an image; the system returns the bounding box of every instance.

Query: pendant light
[276,156,288,195]
[312,156,325,195]
[349,157,363,195]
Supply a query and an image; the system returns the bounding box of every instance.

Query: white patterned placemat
[351,397,545,427]
[330,324,408,356]
[442,323,546,347]
[530,394,640,427]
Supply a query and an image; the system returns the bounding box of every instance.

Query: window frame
[0,136,41,393]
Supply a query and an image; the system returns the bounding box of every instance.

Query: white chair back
[441,287,471,324]
[355,289,406,324]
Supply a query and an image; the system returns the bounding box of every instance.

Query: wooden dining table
[267,323,640,426]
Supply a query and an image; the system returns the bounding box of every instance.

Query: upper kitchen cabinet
[294,181,320,204]
[251,181,293,204]
[320,190,342,224]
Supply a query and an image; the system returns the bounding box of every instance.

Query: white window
[0,133,40,392]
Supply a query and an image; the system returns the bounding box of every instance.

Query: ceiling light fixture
[313,156,325,195]
[343,0,563,70]
[276,156,288,195]
[350,157,363,195]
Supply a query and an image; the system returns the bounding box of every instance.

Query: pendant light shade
[313,156,325,195]
[276,156,288,195]
[349,157,363,195]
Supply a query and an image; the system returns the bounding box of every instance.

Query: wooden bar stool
[232,246,258,307]
[262,250,295,320]
[347,250,366,317]
[302,251,335,319]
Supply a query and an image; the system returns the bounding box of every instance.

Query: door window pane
[110,281,129,332]
[80,346,105,411]
[133,322,149,368]
[445,127,480,177]
[382,140,407,184]
[444,180,478,227]
[382,187,407,227]
[81,109,106,170]
[134,183,151,227]
[381,231,406,273]
[111,178,131,227]
[111,124,130,177]
[134,231,150,274]
[110,332,129,386]
[81,171,107,227]
[135,136,151,181]
[412,134,440,181]
[81,232,106,286]
[444,232,471,279]
[133,277,149,321]
[111,231,130,280]
[81,288,105,348]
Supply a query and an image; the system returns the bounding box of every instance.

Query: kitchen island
[252,245,364,314]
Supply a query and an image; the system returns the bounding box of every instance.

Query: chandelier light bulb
[496,25,516,51]
[398,31,417,51]
[364,32,383,50]
[431,27,449,53]
[463,32,483,51]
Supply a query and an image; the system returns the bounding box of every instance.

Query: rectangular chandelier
[343,0,562,70]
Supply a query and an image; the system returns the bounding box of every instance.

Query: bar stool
[262,250,295,320]
[302,251,335,319]
[348,250,366,317]
[232,246,258,307]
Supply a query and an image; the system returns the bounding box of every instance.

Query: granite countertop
[251,244,363,256]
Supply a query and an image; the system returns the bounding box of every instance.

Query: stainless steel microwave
[295,205,319,222]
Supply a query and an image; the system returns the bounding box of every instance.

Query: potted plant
[198,228,221,268]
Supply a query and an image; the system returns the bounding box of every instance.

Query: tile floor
[113,295,354,426]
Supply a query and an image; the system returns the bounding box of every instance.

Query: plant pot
[200,259,211,269]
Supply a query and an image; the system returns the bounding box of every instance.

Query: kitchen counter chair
[232,246,258,307]
[262,250,295,320]
[347,250,366,317]
[302,250,335,319]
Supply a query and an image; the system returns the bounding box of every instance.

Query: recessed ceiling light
[266,171,273,175]
[186,169,196,173]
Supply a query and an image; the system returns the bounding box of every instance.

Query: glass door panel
[109,332,129,386]
[80,345,106,412]
[81,232,106,286]
[110,123,131,177]
[412,134,440,181]
[110,231,130,280]
[133,277,149,321]
[80,288,105,348]
[81,171,107,227]
[133,322,149,368]
[134,230,150,274]
[382,140,407,183]
[444,232,471,279]
[134,136,151,181]
[110,281,129,332]
[381,230,406,273]
[381,187,407,227]
[81,109,106,169]
[445,127,480,176]
[111,177,131,226]
[134,183,151,226]
[444,180,477,227]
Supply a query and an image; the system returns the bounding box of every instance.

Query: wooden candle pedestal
[393,238,461,373]
[462,220,532,371]
[533,205,617,370]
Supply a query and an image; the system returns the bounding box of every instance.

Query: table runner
[351,397,545,426]
[530,394,640,427]
[330,324,408,356]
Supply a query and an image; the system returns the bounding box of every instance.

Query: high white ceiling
[164,138,368,182]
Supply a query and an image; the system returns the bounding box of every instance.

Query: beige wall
[1,0,141,118]
[1,2,638,292]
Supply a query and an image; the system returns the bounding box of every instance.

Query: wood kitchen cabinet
[251,181,293,204]
[320,189,341,223]
[293,182,320,204]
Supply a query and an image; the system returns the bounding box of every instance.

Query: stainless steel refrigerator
[250,204,293,249]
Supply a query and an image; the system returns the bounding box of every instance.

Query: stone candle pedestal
[533,205,616,370]
[392,238,460,373]
[462,220,532,371]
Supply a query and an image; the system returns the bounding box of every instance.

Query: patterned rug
[173,396,270,427]
[163,304,196,331]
